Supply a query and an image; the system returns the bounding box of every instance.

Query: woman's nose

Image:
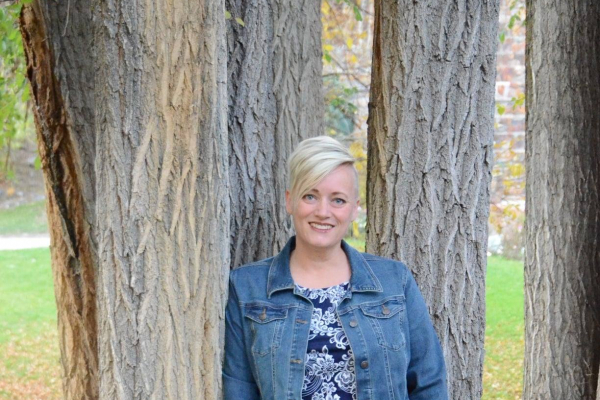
[314,199,331,216]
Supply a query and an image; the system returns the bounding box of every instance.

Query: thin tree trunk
[524,1,600,399]
[226,0,323,268]
[20,1,98,398]
[366,0,499,398]
[94,0,228,398]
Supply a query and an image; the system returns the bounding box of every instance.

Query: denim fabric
[223,237,448,400]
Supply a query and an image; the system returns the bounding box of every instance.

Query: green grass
[0,248,56,343]
[0,201,48,235]
[483,256,524,400]
[0,248,60,399]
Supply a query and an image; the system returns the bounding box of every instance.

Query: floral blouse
[295,282,357,400]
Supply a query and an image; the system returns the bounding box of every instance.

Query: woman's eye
[333,198,346,205]
[304,194,315,201]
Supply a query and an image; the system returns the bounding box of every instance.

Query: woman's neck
[290,240,351,288]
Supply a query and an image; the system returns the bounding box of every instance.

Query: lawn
[0,248,60,400]
[483,256,524,400]
[0,245,523,399]
[0,201,48,235]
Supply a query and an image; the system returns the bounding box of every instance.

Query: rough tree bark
[226,0,323,268]
[20,0,229,398]
[20,2,98,398]
[366,0,499,398]
[524,1,600,399]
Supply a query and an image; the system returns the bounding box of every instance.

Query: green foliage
[333,0,363,21]
[511,92,525,108]
[496,104,506,115]
[1,3,34,181]
[324,75,358,137]
[498,0,526,47]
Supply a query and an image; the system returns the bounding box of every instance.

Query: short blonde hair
[288,136,358,204]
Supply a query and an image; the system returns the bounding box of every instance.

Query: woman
[223,136,448,400]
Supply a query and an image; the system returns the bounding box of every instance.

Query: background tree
[226,0,323,268]
[19,0,229,398]
[366,0,499,399]
[524,0,600,398]
[0,4,34,180]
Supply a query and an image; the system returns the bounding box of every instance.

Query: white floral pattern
[296,282,357,400]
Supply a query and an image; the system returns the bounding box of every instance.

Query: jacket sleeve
[222,274,261,400]
[404,269,449,400]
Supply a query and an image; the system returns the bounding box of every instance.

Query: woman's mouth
[309,222,334,231]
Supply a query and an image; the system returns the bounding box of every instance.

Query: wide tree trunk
[226,0,323,268]
[20,0,229,398]
[20,2,98,398]
[366,0,499,398]
[524,1,600,399]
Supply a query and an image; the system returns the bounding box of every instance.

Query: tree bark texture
[524,1,600,398]
[20,0,229,398]
[94,0,229,399]
[20,2,98,399]
[366,0,499,398]
[226,0,324,268]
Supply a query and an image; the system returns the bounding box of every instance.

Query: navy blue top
[296,282,356,400]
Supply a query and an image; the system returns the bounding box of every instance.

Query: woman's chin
[298,233,343,250]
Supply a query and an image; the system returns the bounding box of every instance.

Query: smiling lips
[309,222,334,231]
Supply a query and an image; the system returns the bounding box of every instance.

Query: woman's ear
[285,190,292,214]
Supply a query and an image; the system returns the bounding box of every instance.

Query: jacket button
[349,320,358,328]
[360,360,369,369]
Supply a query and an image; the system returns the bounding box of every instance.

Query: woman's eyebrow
[309,189,348,196]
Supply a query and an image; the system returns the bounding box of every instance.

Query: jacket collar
[267,236,383,298]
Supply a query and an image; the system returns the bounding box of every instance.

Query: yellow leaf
[323,44,334,52]
[350,54,358,64]
[508,163,525,177]
[346,38,353,48]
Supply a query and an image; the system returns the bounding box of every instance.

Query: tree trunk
[226,0,324,268]
[524,1,600,399]
[20,2,98,398]
[366,0,499,398]
[20,0,229,398]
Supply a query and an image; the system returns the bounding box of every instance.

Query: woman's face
[286,165,359,253]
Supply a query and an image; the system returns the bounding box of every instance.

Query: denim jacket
[223,237,448,400]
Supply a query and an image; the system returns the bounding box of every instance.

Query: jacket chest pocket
[359,296,406,351]
[243,303,289,356]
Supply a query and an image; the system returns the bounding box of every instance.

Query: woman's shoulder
[230,256,273,278]
[228,256,275,299]
[233,256,274,270]
[359,251,409,270]
[355,250,412,288]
